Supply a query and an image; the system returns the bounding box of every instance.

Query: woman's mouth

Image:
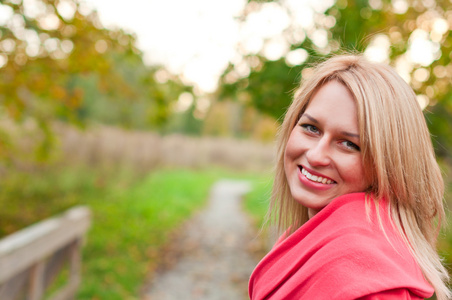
[300,167,335,185]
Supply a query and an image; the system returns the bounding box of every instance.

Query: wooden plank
[0,206,91,283]
[28,261,45,300]
[69,239,81,280]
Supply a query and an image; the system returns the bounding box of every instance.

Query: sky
[83,0,248,93]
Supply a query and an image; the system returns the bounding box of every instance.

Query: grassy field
[0,164,273,299]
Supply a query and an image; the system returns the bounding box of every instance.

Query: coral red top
[249,193,434,300]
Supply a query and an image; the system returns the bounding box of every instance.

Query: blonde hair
[270,54,450,299]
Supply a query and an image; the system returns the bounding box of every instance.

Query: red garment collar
[249,193,433,299]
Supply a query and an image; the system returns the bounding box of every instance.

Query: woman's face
[284,80,369,218]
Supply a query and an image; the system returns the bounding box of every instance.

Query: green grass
[243,174,273,228]
[0,165,102,237]
[0,165,272,299]
[78,168,227,299]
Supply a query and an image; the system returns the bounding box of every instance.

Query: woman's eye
[301,124,319,134]
[341,140,360,151]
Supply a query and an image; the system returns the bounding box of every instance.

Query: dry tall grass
[54,124,275,173]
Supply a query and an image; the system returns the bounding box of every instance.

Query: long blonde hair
[270,54,450,299]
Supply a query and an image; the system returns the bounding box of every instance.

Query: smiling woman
[284,80,368,218]
[248,55,450,300]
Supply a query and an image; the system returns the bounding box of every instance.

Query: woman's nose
[305,138,331,167]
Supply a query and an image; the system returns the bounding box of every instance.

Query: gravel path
[143,180,261,300]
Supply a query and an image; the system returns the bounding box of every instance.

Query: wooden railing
[0,206,91,300]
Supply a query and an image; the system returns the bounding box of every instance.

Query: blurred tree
[0,0,189,159]
[218,0,452,157]
[220,56,304,120]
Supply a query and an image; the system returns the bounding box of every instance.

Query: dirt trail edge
[143,179,262,300]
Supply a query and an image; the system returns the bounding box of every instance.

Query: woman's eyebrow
[340,131,360,139]
[301,113,318,124]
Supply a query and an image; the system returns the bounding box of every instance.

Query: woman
[248,55,450,299]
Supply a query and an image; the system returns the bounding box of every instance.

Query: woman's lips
[297,166,336,191]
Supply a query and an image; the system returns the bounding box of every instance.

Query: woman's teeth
[301,168,334,184]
